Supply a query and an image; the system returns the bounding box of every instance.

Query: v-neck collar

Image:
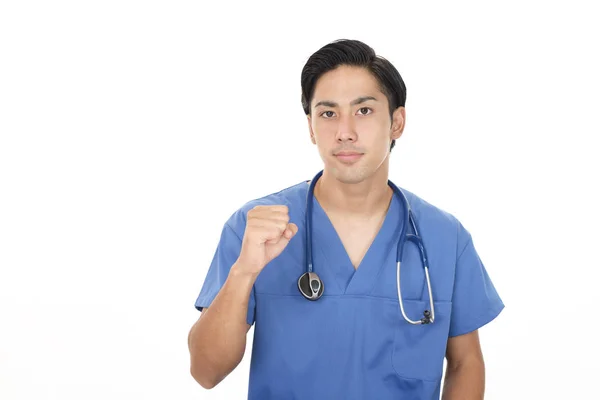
[311,192,403,295]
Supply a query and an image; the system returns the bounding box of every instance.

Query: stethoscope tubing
[301,170,435,325]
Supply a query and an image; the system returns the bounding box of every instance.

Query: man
[188,39,504,399]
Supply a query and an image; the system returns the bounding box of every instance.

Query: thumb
[283,222,298,240]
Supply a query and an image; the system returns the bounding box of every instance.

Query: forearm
[441,358,485,400]
[188,261,258,389]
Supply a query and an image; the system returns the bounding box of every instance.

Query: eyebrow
[314,96,378,108]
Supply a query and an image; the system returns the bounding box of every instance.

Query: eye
[320,111,335,118]
[357,107,372,115]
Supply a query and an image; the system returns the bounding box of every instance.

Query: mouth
[334,152,363,164]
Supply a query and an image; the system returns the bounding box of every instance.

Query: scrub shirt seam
[456,235,473,262]
[225,221,244,242]
[253,291,452,304]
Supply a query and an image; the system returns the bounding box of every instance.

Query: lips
[335,152,363,163]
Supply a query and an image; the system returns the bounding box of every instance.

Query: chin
[329,164,371,184]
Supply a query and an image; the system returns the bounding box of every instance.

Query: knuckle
[271,205,287,213]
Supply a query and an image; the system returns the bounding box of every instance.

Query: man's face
[307,65,405,184]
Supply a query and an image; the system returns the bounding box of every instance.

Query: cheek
[312,119,335,136]
[357,119,389,141]
[311,126,338,147]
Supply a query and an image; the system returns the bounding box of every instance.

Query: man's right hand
[237,205,298,275]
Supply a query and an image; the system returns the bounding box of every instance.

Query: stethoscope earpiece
[298,272,324,300]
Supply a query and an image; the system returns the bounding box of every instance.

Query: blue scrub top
[195,179,504,400]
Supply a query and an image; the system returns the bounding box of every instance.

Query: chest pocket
[391,299,453,382]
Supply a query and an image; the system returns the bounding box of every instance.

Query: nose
[335,114,358,143]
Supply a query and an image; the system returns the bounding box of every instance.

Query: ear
[390,106,406,140]
[307,115,316,144]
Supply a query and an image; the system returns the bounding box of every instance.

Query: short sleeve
[449,225,504,337]
[194,222,256,326]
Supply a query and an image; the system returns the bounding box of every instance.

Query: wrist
[230,260,261,282]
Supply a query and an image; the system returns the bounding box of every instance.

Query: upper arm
[444,223,502,368]
[448,223,504,337]
[198,308,252,333]
[188,308,252,352]
[194,221,257,326]
[445,329,484,368]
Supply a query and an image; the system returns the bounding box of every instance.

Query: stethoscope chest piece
[298,272,324,300]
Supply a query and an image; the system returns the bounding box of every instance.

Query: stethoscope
[297,170,435,325]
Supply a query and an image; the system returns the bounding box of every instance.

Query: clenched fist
[237,205,298,275]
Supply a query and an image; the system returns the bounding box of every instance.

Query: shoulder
[223,180,308,237]
[399,186,470,249]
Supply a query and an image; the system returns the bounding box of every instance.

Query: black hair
[301,39,407,151]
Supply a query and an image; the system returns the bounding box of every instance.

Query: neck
[314,165,393,217]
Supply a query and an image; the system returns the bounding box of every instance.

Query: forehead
[312,65,385,106]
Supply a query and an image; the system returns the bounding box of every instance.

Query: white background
[1,1,599,399]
